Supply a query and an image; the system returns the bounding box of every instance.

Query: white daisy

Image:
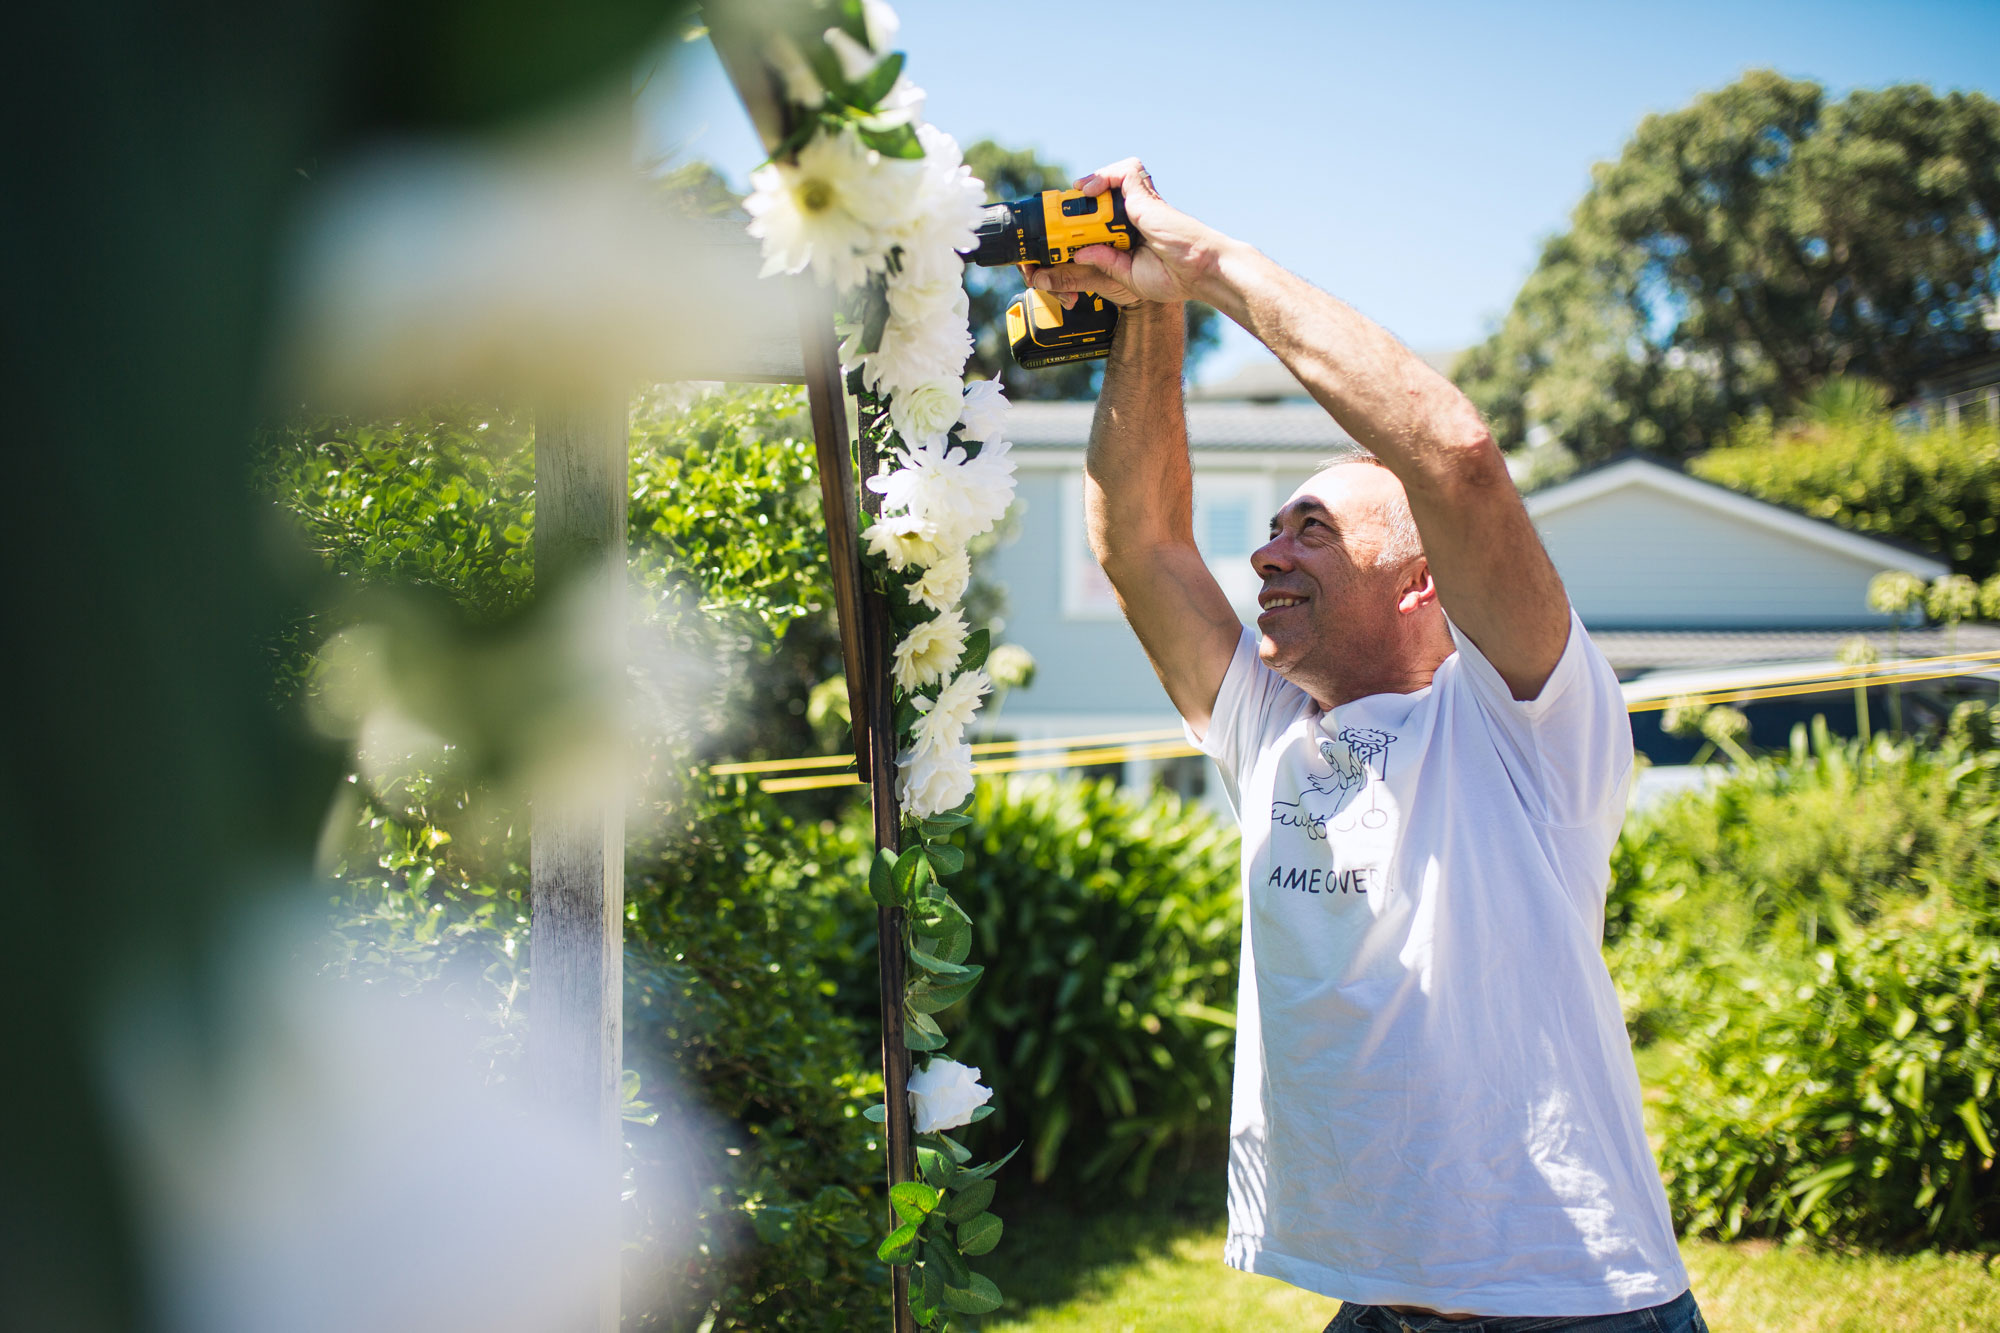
[898,738,974,817]
[863,513,946,572]
[911,668,991,754]
[745,127,906,290]
[956,376,1008,443]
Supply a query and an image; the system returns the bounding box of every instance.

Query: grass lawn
[964,1202,2000,1333]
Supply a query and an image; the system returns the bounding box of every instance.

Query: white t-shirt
[1188,611,1687,1316]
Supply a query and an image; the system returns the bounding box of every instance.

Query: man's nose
[1252,535,1290,575]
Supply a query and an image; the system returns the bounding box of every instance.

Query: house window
[1063,469,1274,620]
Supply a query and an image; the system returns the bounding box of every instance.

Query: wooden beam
[531,395,631,1333]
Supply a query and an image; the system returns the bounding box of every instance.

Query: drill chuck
[962,189,1134,268]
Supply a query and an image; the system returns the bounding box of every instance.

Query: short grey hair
[1312,451,1423,568]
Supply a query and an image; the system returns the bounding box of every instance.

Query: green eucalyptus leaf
[939,918,972,966]
[958,627,991,674]
[922,1259,946,1319]
[920,810,974,835]
[967,1104,995,1123]
[851,50,905,107]
[858,122,924,159]
[869,847,899,907]
[908,972,981,1012]
[928,1235,972,1287]
[934,1131,972,1164]
[926,843,965,876]
[877,1218,920,1264]
[956,1211,1003,1256]
[917,1146,951,1188]
[944,1178,995,1222]
[910,945,972,977]
[859,280,891,357]
[956,1143,1021,1183]
[894,846,934,900]
[890,1180,940,1222]
[943,1272,1002,1315]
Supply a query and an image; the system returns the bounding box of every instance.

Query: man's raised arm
[1038,160,1570,702]
[1084,302,1242,737]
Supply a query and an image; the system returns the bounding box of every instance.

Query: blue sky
[641,0,2000,382]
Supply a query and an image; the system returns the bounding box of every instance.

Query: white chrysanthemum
[845,277,972,396]
[957,376,1008,443]
[893,608,967,692]
[911,668,990,754]
[869,438,1015,550]
[907,546,969,611]
[888,376,965,448]
[764,34,823,108]
[745,127,905,290]
[863,513,946,572]
[861,0,900,49]
[898,738,974,818]
[878,126,985,283]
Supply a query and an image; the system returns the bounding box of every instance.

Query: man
[1024,161,1707,1332]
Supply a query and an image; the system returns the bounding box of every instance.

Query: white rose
[907,545,970,611]
[889,377,965,449]
[892,608,967,692]
[956,376,1008,443]
[906,1057,992,1134]
[897,738,974,818]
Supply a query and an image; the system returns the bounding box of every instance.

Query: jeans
[1324,1288,1707,1333]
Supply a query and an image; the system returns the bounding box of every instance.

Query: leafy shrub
[265,386,891,1329]
[903,776,1242,1195]
[1655,908,1999,1248]
[1609,714,2000,1246]
[1691,412,2000,579]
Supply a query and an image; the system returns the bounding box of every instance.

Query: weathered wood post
[531,395,631,1333]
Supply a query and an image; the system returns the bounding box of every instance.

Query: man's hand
[1022,158,1226,311]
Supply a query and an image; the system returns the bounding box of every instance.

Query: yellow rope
[727,646,2000,794]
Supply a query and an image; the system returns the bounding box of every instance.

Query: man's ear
[1395,559,1439,615]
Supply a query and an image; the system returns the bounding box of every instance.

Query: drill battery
[963,188,1135,368]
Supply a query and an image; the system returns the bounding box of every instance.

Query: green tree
[1457,72,2000,462]
[961,140,1222,399]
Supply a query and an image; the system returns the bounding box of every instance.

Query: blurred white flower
[861,0,901,49]
[893,608,967,692]
[746,127,901,290]
[956,377,1008,443]
[911,668,991,754]
[898,738,974,817]
[858,77,927,132]
[887,377,964,448]
[906,1057,992,1133]
[863,513,946,572]
[823,27,881,84]
[985,642,1036,692]
[907,546,970,611]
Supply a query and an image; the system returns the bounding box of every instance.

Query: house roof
[1524,454,1948,580]
[1592,624,2000,675]
[1007,399,1355,451]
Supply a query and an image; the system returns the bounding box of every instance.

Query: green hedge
[1691,413,2000,580]
[1609,713,2000,1247]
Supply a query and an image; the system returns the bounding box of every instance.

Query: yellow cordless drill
[963,188,1136,369]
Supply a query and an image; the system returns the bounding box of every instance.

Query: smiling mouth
[1258,593,1307,612]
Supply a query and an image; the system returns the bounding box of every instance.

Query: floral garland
[744,1,1017,1324]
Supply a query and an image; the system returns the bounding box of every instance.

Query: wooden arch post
[708,16,918,1330]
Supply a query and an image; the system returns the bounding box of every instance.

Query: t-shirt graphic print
[1187,611,1688,1318]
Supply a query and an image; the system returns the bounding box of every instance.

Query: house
[979,361,1998,803]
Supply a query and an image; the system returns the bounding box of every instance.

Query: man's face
[1250,465,1412,679]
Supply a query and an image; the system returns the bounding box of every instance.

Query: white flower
[956,376,1008,443]
[877,126,985,282]
[823,26,880,83]
[888,376,965,448]
[745,127,905,290]
[764,34,823,108]
[861,0,901,49]
[906,1057,992,1133]
[985,642,1036,691]
[898,738,974,818]
[863,513,946,572]
[845,277,972,396]
[907,546,970,611]
[911,668,991,754]
[893,608,967,692]
[869,439,1014,550]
